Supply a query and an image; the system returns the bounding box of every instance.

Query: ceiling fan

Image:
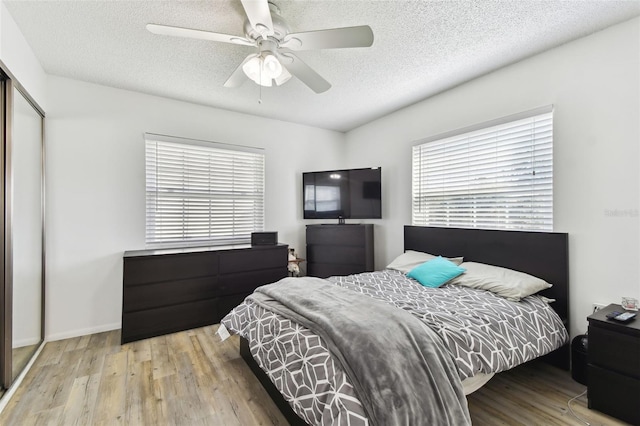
[146,0,374,94]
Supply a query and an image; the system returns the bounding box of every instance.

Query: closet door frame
[0,73,7,388]
[0,67,46,390]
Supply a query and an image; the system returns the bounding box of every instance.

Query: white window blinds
[145,134,265,247]
[412,107,553,232]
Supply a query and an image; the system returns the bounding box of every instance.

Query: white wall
[0,2,46,109]
[45,76,345,340]
[345,17,640,337]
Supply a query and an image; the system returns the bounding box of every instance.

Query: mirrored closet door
[0,72,45,394]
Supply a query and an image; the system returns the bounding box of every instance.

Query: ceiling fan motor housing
[243,2,290,42]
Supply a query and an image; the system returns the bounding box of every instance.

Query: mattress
[222,269,568,425]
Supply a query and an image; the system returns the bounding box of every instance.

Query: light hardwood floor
[0,325,627,426]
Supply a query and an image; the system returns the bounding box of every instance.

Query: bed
[221,226,570,426]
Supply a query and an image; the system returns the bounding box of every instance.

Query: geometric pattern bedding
[221,269,568,426]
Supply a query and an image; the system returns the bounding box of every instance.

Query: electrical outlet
[592,303,606,313]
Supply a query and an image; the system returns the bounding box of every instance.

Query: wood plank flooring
[0,325,628,426]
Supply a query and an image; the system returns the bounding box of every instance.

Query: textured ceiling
[5,0,640,132]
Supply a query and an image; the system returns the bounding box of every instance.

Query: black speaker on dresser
[251,231,278,246]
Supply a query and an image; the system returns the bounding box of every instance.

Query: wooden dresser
[587,303,640,425]
[121,244,288,344]
[306,224,374,278]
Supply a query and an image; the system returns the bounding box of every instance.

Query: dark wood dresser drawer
[306,224,374,278]
[124,251,219,285]
[219,267,288,295]
[122,298,220,343]
[123,276,219,313]
[307,245,366,265]
[306,225,366,245]
[307,263,367,278]
[588,365,640,425]
[589,324,640,377]
[220,246,287,273]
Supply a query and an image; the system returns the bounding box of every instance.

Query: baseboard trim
[12,337,42,348]
[45,322,121,342]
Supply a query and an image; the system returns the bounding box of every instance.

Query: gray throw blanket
[250,277,471,426]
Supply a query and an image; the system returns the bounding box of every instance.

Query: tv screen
[303,167,381,219]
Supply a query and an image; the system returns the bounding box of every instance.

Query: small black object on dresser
[587,303,640,425]
[251,231,278,245]
[306,224,374,278]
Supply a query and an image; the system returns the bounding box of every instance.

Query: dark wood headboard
[404,225,569,334]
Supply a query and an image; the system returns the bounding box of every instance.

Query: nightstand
[587,304,640,425]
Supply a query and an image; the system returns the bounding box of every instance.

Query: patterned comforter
[221,269,568,426]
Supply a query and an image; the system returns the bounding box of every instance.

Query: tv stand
[306,224,374,278]
[338,218,346,225]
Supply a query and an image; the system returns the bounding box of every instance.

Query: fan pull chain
[258,58,263,104]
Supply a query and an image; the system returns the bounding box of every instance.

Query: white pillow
[449,262,552,301]
[386,250,463,274]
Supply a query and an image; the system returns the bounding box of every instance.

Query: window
[145,133,264,247]
[305,185,342,213]
[412,106,553,231]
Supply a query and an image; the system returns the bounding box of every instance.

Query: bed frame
[404,226,569,370]
[240,225,570,425]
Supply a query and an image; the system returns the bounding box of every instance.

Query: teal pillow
[406,256,466,288]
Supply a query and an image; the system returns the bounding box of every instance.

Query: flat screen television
[303,167,382,220]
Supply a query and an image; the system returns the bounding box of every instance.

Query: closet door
[8,84,44,381]
[0,78,45,390]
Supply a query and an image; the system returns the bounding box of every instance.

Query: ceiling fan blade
[277,51,331,94]
[223,54,258,88]
[146,23,255,47]
[240,0,274,36]
[280,25,374,51]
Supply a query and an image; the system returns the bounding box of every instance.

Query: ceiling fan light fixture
[242,56,267,86]
[242,56,260,77]
[242,53,290,87]
[262,53,282,79]
[274,66,292,86]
